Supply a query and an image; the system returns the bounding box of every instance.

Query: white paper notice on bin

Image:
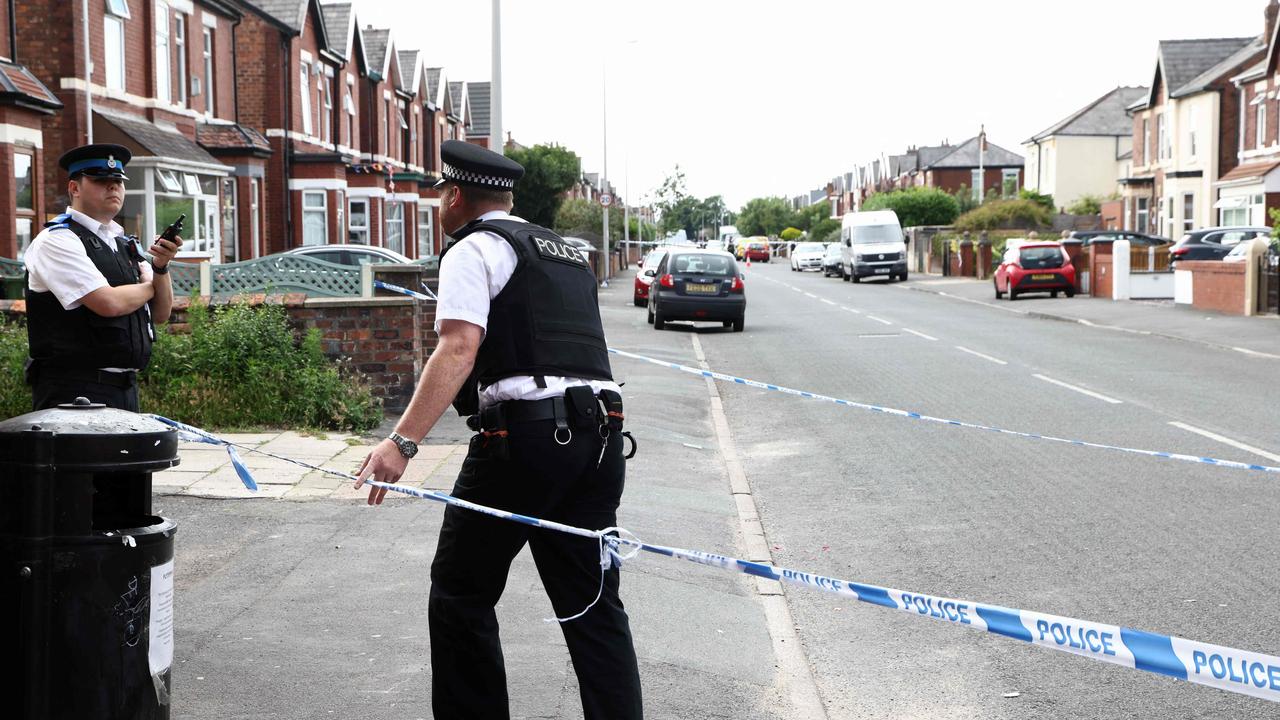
[149,560,174,675]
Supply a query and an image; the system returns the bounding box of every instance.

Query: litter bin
[0,398,180,719]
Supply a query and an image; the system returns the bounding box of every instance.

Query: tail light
[659,273,675,288]
[1171,247,1189,256]
[730,276,745,293]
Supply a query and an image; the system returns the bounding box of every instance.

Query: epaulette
[43,213,71,231]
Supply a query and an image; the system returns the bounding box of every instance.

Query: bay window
[302,191,327,246]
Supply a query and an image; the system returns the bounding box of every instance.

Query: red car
[994,242,1076,300]
[633,248,668,307]
[743,241,770,263]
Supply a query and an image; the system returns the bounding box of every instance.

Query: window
[156,169,181,192]
[417,206,433,257]
[321,74,333,143]
[1188,110,1197,158]
[383,98,392,153]
[1239,88,1247,155]
[348,198,368,244]
[385,202,404,254]
[970,169,982,197]
[16,219,32,259]
[398,100,410,161]
[1142,117,1150,164]
[104,11,126,91]
[182,173,200,195]
[1257,102,1267,150]
[132,168,222,257]
[155,2,170,102]
[220,178,238,263]
[14,153,33,211]
[106,0,131,16]
[1136,197,1149,234]
[175,14,187,105]
[202,27,215,115]
[1182,193,1194,233]
[249,178,260,258]
[343,90,355,147]
[1156,113,1168,160]
[302,191,327,246]
[299,66,312,136]
[1001,169,1018,198]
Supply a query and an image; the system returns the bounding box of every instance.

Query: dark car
[283,244,412,266]
[822,243,842,277]
[1170,227,1272,263]
[647,250,746,331]
[1067,230,1170,247]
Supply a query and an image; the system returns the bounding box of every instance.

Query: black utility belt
[36,366,138,388]
[469,386,621,432]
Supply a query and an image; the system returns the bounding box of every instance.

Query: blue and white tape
[151,415,257,491]
[606,348,1280,475]
[373,279,435,301]
[152,417,1280,704]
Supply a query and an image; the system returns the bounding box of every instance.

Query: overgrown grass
[0,318,29,419]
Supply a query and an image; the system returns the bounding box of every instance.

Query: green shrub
[863,186,960,227]
[1066,194,1102,215]
[0,318,29,419]
[780,227,803,241]
[1018,189,1055,211]
[954,199,1052,232]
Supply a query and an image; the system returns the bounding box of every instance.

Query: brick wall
[1181,259,1248,315]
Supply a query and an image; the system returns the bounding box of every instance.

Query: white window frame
[385,201,404,254]
[1142,117,1150,164]
[1157,113,1168,160]
[174,13,187,105]
[249,178,260,258]
[417,206,433,258]
[220,177,238,263]
[202,26,214,116]
[1257,102,1267,150]
[1001,169,1018,198]
[1188,110,1197,158]
[155,1,171,103]
[104,14,126,91]
[348,198,369,244]
[299,66,313,136]
[321,73,333,143]
[1136,197,1149,234]
[302,190,327,246]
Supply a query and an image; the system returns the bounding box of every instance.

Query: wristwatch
[150,261,170,275]
[388,432,418,459]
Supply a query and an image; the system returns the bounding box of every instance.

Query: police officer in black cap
[356,140,643,719]
[22,143,182,411]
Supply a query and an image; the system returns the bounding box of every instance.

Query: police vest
[25,215,154,372]
[446,219,613,415]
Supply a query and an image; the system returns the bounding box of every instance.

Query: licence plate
[1032,274,1056,280]
[874,268,891,274]
[686,283,718,294]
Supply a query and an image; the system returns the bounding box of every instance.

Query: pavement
[162,264,1280,719]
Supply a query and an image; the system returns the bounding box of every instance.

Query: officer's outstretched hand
[355,439,408,506]
[151,235,183,268]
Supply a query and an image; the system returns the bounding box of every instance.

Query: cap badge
[107,155,117,169]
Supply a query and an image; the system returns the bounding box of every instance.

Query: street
[165,262,1280,718]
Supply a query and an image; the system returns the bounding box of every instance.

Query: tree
[505,143,581,228]
[794,202,830,232]
[862,187,960,227]
[808,217,840,242]
[554,197,623,239]
[780,227,803,241]
[1018,188,1055,212]
[736,197,796,237]
[1066,195,1102,215]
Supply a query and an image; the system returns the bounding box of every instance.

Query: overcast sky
[355,0,1268,209]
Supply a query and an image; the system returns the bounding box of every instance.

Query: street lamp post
[601,65,610,287]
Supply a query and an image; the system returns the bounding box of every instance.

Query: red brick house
[1216,0,1280,226]
[19,0,249,261]
[0,4,62,259]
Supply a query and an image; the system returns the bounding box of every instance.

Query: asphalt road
[663,260,1280,718]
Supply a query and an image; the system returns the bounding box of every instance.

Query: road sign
[599,193,613,207]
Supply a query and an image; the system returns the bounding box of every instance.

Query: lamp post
[601,65,610,287]
[489,0,502,151]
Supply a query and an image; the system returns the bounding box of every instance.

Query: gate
[1262,251,1279,314]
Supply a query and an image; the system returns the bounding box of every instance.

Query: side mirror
[643,269,656,277]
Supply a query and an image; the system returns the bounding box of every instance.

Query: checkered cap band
[442,162,517,189]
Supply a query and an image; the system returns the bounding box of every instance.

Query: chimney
[1267,0,1278,44]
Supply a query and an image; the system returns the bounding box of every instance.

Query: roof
[467,82,490,137]
[1027,86,1149,142]
[448,81,466,121]
[318,2,353,60]
[1173,36,1265,97]
[925,136,1023,168]
[397,50,419,90]
[95,109,220,165]
[916,144,955,168]
[362,27,391,79]
[0,60,61,111]
[425,67,443,104]
[197,123,273,155]
[1137,37,1257,108]
[243,0,309,33]
[1217,158,1280,183]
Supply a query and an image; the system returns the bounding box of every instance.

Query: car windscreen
[852,224,901,244]
[797,245,823,255]
[1019,247,1064,269]
[825,245,841,257]
[642,252,666,270]
[670,253,735,277]
[748,243,766,250]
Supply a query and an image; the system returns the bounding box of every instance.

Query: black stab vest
[26,215,154,372]
[446,219,613,415]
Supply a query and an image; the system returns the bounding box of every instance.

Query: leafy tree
[1066,194,1102,215]
[808,217,840,242]
[953,184,979,214]
[1017,188,1055,212]
[794,202,830,232]
[780,227,803,241]
[554,197,623,239]
[863,187,960,227]
[505,143,581,228]
[953,199,1052,232]
[736,197,796,237]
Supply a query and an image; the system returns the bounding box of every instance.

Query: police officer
[356,140,643,719]
[23,143,182,411]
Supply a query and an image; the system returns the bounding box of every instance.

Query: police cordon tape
[149,413,1280,704]
[605,348,1280,475]
[373,279,436,301]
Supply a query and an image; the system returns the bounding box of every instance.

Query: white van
[838,210,908,282]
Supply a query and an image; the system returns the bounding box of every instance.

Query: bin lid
[0,397,179,471]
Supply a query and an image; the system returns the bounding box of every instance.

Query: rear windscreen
[1020,247,1064,269]
[671,254,735,277]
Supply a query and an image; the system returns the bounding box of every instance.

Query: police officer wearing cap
[23,143,182,411]
[356,140,643,719]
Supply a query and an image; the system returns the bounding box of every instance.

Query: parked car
[1068,230,1170,247]
[1170,227,1272,263]
[561,236,596,263]
[647,250,746,332]
[838,210,908,282]
[742,238,770,263]
[822,243,843,277]
[994,242,1076,300]
[1222,236,1279,263]
[284,244,412,266]
[633,248,669,307]
[790,243,825,271]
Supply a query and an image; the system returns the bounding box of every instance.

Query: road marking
[954,345,1008,365]
[1233,346,1280,360]
[866,314,893,326]
[858,333,900,338]
[690,334,828,719]
[1032,374,1122,404]
[1168,421,1280,463]
[820,298,837,306]
[903,328,938,341]
[841,307,862,315]
[792,287,804,293]
[804,292,819,299]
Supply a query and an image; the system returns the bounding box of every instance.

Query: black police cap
[59,143,131,180]
[434,139,524,190]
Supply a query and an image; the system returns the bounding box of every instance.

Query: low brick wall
[1181,260,1248,315]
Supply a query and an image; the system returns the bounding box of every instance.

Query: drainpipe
[7,0,16,63]
[82,0,93,143]
[282,35,293,250]
[231,15,241,124]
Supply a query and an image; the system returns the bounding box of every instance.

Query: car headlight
[853,253,862,263]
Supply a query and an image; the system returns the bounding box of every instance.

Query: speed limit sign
[599,193,613,207]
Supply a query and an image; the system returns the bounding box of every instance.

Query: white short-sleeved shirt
[25,207,153,310]
[436,210,621,409]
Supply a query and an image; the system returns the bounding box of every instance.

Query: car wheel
[733,315,745,332]
[647,304,655,324]
[852,274,861,283]
[722,320,732,328]
[994,280,1003,299]
[1066,288,1076,298]
[653,308,666,330]
[1051,290,1059,298]
[1008,286,1017,301]
[899,272,909,282]
[634,297,646,307]
[841,265,850,282]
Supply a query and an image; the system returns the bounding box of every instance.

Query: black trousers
[32,373,139,412]
[428,417,643,720]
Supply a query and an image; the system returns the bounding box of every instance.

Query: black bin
[0,398,180,719]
